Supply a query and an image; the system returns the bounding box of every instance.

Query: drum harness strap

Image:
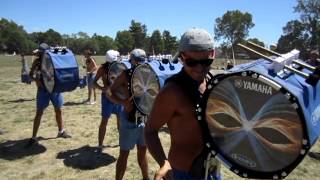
[165,69,220,179]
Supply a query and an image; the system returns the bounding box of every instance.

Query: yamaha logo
[312,105,320,126]
[231,153,256,168]
[234,80,272,95]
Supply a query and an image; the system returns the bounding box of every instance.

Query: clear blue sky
[1,0,300,47]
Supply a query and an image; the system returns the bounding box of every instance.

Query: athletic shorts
[87,73,96,88]
[36,87,63,110]
[119,111,145,151]
[101,93,123,119]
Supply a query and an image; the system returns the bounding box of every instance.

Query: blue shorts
[119,111,145,151]
[36,87,63,111]
[173,169,222,180]
[87,73,96,88]
[101,93,123,119]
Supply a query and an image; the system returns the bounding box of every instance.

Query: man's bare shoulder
[158,81,185,100]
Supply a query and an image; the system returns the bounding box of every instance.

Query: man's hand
[154,160,173,180]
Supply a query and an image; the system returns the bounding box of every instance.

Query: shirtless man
[145,28,222,180]
[108,49,149,180]
[94,50,122,152]
[27,43,71,146]
[83,49,98,104]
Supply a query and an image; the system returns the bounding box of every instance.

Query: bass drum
[130,60,182,115]
[41,48,79,93]
[107,60,132,99]
[198,59,320,179]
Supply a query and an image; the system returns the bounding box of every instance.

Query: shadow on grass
[0,128,4,135]
[56,145,116,170]
[63,101,86,106]
[7,98,35,103]
[0,139,46,160]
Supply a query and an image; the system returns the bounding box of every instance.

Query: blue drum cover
[147,60,182,88]
[121,59,132,69]
[44,49,79,93]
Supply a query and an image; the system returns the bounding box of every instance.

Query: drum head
[131,64,160,115]
[107,62,129,100]
[201,71,308,179]
[108,62,127,85]
[41,53,55,93]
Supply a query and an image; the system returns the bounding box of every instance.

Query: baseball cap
[178,28,214,52]
[39,43,49,51]
[130,48,146,62]
[106,50,120,62]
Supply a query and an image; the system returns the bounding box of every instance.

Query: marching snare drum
[41,48,79,93]
[107,59,131,85]
[107,59,132,100]
[130,60,182,115]
[198,59,320,179]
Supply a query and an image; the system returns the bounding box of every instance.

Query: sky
[0,0,300,47]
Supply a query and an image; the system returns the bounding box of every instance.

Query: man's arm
[145,84,177,167]
[89,57,98,73]
[93,66,104,91]
[29,59,39,80]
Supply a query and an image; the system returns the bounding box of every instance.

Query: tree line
[0,0,318,59]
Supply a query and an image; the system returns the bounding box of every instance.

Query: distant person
[145,28,222,180]
[306,49,320,67]
[20,54,32,84]
[226,60,234,70]
[26,43,71,147]
[83,49,98,105]
[108,49,149,180]
[94,50,122,152]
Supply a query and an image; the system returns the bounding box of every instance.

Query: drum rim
[41,52,55,93]
[197,70,310,179]
[130,63,160,115]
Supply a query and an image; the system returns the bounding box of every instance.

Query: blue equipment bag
[41,48,79,93]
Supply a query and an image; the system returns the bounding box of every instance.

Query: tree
[115,30,134,55]
[129,20,147,49]
[276,20,308,55]
[43,29,62,46]
[214,10,255,63]
[244,38,266,59]
[162,30,178,55]
[92,33,115,55]
[0,18,35,54]
[149,30,164,55]
[294,0,320,49]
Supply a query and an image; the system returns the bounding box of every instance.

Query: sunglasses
[185,58,213,67]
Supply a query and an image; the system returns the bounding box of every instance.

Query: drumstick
[237,43,309,78]
[247,41,317,71]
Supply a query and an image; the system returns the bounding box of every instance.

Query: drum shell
[41,49,79,93]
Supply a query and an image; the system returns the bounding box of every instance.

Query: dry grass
[0,55,319,180]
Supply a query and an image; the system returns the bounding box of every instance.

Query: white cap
[106,50,120,62]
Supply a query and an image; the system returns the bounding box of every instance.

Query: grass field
[0,55,319,180]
